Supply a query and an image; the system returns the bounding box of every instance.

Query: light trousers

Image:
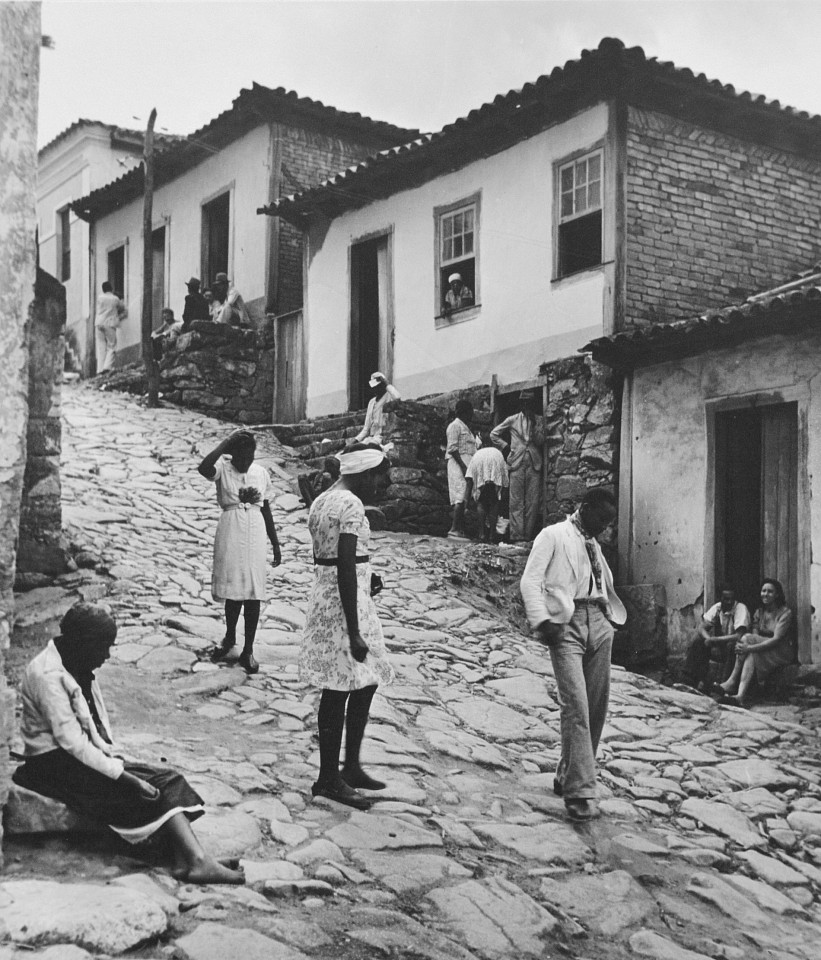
[96,326,118,372]
[549,604,614,800]
[509,463,542,541]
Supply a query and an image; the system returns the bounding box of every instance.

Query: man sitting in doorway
[679,585,751,693]
[443,273,474,314]
[150,308,183,361]
[212,272,251,327]
[353,371,401,445]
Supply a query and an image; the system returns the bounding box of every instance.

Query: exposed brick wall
[625,107,821,327]
[275,126,393,314]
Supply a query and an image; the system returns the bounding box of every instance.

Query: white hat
[448,273,462,284]
[368,371,386,388]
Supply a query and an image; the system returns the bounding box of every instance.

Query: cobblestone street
[3,381,821,960]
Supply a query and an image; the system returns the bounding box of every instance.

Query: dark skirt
[14,749,204,834]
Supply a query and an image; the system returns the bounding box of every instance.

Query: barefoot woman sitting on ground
[718,577,794,707]
[14,602,244,884]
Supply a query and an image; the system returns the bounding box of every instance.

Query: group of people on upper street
[95,272,250,372]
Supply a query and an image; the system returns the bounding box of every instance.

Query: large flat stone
[484,676,556,709]
[192,809,262,858]
[325,812,442,851]
[2,784,101,835]
[13,587,77,627]
[738,851,808,887]
[717,787,787,819]
[686,873,770,927]
[540,870,655,935]
[172,670,247,697]
[448,697,551,741]
[723,875,807,915]
[353,851,472,893]
[679,798,766,848]
[786,810,821,837]
[427,877,556,958]
[0,880,167,953]
[175,922,310,960]
[472,821,591,866]
[139,646,196,674]
[629,929,714,960]
[346,907,479,960]
[715,759,800,790]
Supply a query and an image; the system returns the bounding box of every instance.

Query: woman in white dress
[198,431,281,674]
[300,443,394,809]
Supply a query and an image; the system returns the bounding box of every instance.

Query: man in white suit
[520,487,625,821]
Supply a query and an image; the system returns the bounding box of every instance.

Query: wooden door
[274,310,304,423]
[760,402,798,609]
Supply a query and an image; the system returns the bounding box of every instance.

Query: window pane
[443,216,453,239]
[464,231,473,255]
[588,179,601,208]
[588,154,601,182]
[443,238,453,262]
[575,159,588,185]
[454,211,464,234]
[464,208,474,232]
[575,186,587,212]
[561,191,573,218]
[453,235,463,259]
[561,166,574,194]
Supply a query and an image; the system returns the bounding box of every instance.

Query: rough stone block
[3,784,101,835]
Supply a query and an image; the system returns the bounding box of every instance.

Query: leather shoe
[341,765,386,791]
[311,779,372,810]
[564,798,599,821]
[210,639,235,663]
[237,651,259,674]
[553,778,563,797]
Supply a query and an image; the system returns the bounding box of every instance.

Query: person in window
[718,577,794,707]
[443,273,474,314]
[679,585,751,692]
[150,308,183,361]
[213,272,251,327]
[182,277,210,330]
[14,602,244,884]
[490,390,545,542]
[353,372,401,444]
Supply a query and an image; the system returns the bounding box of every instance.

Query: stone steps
[269,410,367,460]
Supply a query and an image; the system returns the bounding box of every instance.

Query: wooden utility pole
[141,108,159,406]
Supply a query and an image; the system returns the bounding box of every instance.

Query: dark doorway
[151,226,165,327]
[107,246,125,300]
[202,192,230,289]
[349,237,385,411]
[715,402,798,612]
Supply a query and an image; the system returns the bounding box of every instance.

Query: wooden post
[141,108,159,407]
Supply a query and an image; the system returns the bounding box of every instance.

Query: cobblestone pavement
[3,381,821,960]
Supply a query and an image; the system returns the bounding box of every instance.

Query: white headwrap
[337,447,388,475]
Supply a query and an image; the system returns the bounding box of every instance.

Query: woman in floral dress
[198,430,281,674]
[300,443,394,809]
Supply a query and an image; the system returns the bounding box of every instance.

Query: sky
[37,0,821,149]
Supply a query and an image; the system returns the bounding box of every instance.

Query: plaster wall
[304,103,611,417]
[625,332,821,663]
[92,123,271,357]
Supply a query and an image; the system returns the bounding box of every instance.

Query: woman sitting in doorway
[718,577,794,707]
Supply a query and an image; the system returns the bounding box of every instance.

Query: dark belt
[575,598,607,609]
[314,555,370,566]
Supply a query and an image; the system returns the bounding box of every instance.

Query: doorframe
[705,386,811,663]
[347,226,394,411]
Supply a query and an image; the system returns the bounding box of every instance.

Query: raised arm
[489,415,514,454]
[197,432,243,479]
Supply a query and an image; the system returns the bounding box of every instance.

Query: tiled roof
[39,119,180,159]
[71,84,418,221]
[263,36,821,224]
[584,267,821,369]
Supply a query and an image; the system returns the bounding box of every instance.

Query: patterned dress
[300,488,394,691]
[210,457,275,601]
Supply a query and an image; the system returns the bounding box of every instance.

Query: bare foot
[183,857,245,885]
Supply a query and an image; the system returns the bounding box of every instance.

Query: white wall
[304,103,612,416]
[92,123,271,356]
[626,332,821,663]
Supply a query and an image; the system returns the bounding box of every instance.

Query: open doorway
[714,402,798,614]
[151,226,166,327]
[349,235,391,411]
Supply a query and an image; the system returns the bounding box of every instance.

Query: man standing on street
[95,281,127,373]
[490,389,545,541]
[520,487,625,821]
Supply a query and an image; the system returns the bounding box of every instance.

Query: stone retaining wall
[158,320,275,424]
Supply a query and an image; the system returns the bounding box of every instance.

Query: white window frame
[434,192,481,327]
[555,147,604,279]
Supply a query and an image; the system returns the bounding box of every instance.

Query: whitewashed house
[37,121,148,372]
[72,85,415,380]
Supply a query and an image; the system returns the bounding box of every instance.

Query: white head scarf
[337,445,390,476]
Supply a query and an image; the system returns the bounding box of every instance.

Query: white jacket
[20,640,124,779]
[520,518,626,629]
